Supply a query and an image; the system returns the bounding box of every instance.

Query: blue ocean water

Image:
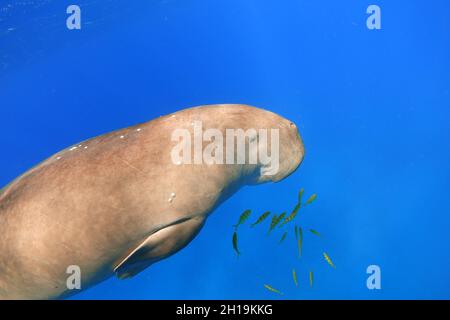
[1,0,449,299]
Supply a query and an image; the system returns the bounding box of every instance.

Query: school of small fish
[231,188,336,297]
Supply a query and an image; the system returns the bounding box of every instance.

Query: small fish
[297,226,303,258]
[251,211,270,227]
[268,213,280,234]
[279,203,300,227]
[276,212,286,225]
[233,209,251,229]
[264,284,283,295]
[298,188,304,203]
[232,231,240,256]
[292,269,298,287]
[305,193,317,205]
[309,229,321,237]
[323,252,336,268]
[309,271,314,287]
[294,225,299,240]
[279,232,287,244]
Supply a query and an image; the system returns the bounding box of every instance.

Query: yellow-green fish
[309,271,314,287]
[233,209,251,229]
[309,229,321,237]
[305,193,317,205]
[268,214,279,234]
[275,212,286,227]
[279,232,288,244]
[269,213,285,234]
[232,231,240,256]
[251,211,270,227]
[323,252,336,268]
[298,188,304,203]
[279,203,301,227]
[292,269,298,287]
[264,284,283,295]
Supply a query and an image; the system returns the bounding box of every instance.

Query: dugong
[0,104,304,299]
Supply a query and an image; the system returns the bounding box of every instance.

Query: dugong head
[196,104,305,185]
[241,106,305,184]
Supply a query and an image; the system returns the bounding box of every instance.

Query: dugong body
[0,104,304,299]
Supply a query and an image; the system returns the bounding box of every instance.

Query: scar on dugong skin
[0,104,305,299]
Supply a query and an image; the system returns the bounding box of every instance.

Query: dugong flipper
[0,104,304,299]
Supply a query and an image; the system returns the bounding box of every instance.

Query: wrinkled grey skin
[0,104,305,299]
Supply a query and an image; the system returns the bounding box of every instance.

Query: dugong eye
[289,122,295,128]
